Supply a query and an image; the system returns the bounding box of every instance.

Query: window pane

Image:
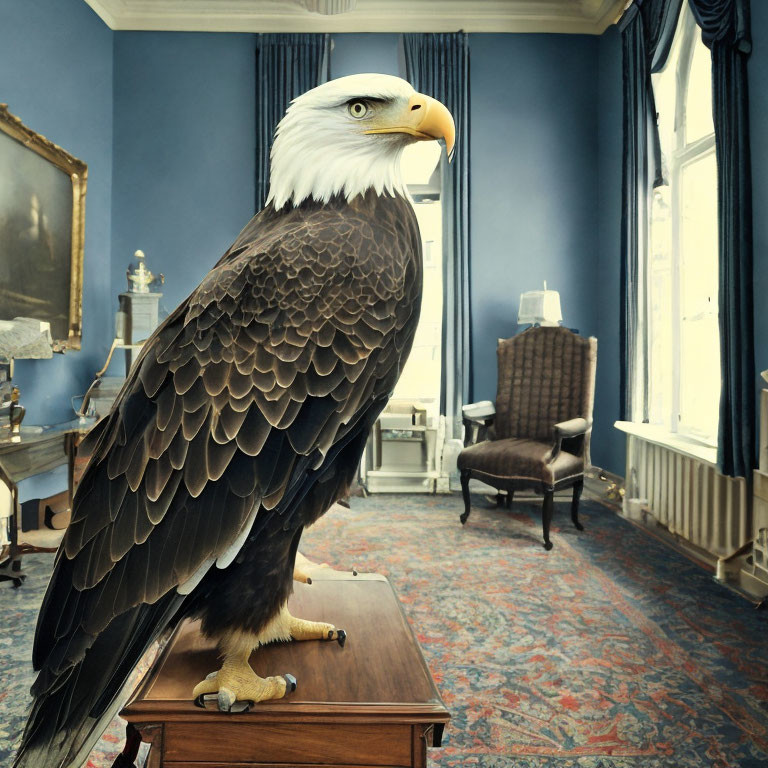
[401,141,440,185]
[396,143,443,421]
[685,35,715,145]
[679,151,720,441]
[648,3,719,443]
[392,198,442,422]
[648,8,684,431]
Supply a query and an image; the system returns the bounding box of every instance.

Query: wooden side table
[119,573,449,768]
[0,418,94,586]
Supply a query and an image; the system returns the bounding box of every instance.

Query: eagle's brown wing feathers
[19,193,421,768]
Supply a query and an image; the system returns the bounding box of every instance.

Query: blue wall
[593,26,624,476]
[4,10,765,482]
[750,4,768,424]
[112,31,617,469]
[0,15,623,474]
[111,33,256,313]
[0,0,114,424]
[468,34,600,396]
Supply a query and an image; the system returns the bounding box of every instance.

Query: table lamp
[517,282,563,327]
[0,317,53,433]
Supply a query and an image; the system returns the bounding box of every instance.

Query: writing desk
[119,572,450,768]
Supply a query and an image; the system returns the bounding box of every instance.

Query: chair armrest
[462,401,496,421]
[462,401,496,447]
[547,418,592,464]
[554,417,591,438]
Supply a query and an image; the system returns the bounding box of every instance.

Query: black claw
[327,629,334,640]
[194,694,206,708]
[284,673,297,692]
[306,576,312,585]
[352,569,358,576]
[336,629,347,648]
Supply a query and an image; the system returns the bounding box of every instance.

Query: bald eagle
[12,74,454,768]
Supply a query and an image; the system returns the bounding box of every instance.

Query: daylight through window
[648,4,719,445]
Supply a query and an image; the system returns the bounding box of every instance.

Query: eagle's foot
[193,626,297,710]
[288,613,346,647]
[192,665,294,711]
[293,551,330,584]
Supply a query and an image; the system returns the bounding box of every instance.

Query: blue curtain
[255,34,330,210]
[618,0,683,423]
[403,32,471,439]
[687,0,755,477]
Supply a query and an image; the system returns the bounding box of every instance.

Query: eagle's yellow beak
[364,93,456,160]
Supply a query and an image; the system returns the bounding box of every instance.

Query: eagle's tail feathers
[13,596,180,768]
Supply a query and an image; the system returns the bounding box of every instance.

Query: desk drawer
[164,722,412,766]
[166,764,399,768]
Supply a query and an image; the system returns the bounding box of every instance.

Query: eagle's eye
[348,101,369,119]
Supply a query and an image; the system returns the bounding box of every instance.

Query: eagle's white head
[267,73,455,210]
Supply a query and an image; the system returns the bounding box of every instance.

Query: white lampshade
[0,317,53,362]
[517,283,563,327]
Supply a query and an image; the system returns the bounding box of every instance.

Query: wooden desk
[120,573,450,768]
[0,418,94,586]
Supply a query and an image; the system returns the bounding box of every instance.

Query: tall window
[391,142,443,422]
[648,4,719,445]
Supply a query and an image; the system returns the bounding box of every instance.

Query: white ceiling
[83,0,626,35]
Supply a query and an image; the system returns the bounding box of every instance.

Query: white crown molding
[83,0,120,28]
[588,0,627,33]
[82,0,627,35]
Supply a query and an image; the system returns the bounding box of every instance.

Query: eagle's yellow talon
[192,609,342,710]
[192,661,291,709]
[293,569,312,584]
[293,551,334,583]
[287,615,347,646]
[288,615,338,642]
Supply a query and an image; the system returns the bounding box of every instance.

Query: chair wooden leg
[571,480,584,531]
[542,490,554,550]
[460,470,471,524]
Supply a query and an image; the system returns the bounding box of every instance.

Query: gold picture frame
[0,104,87,351]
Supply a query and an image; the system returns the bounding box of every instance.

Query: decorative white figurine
[127,249,158,293]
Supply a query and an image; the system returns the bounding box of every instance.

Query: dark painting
[0,129,74,342]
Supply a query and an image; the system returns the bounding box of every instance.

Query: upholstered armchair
[457,326,597,550]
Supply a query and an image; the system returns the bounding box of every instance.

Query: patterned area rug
[2,493,767,767]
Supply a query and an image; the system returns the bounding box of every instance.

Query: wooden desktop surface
[122,573,449,767]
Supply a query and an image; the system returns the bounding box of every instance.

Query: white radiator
[625,433,750,557]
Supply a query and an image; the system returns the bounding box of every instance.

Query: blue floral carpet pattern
[2,493,767,767]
